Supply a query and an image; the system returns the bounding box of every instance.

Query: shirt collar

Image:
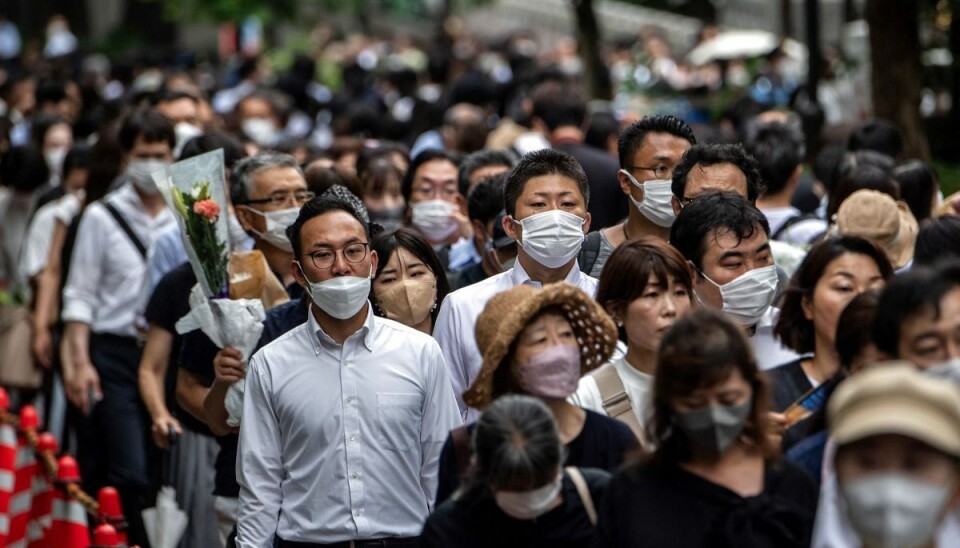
[307,302,376,353]
[508,257,583,289]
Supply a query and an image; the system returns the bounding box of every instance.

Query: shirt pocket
[376,393,422,452]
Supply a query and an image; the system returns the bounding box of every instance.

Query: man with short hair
[434,148,597,420]
[453,174,517,289]
[670,143,765,215]
[579,115,696,276]
[745,120,827,244]
[61,108,178,546]
[457,148,516,197]
[154,90,202,156]
[669,191,799,370]
[530,81,624,230]
[236,194,460,547]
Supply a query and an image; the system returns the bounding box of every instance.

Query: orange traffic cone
[48,456,88,548]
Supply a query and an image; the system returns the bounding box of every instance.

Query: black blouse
[422,468,611,548]
[593,459,817,548]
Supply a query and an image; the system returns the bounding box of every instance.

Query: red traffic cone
[26,433,57,548]
[97,486,128,545]
[91,522,120,547]
[49,456,88,548]
[0,411,16,545]
[8,407,39,546]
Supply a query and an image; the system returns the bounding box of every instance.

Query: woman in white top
[571,237,693,444]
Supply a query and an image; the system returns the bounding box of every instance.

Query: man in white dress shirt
[60,109,177,546]
[236,194,461,548]
[433,148,598,421]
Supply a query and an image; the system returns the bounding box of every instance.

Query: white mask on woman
[841,473,951,548]
[494,472,563,520]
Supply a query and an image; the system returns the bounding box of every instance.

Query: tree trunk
[571,0,611,100]
[864,0,929,160]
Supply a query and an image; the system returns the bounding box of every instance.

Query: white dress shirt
[571,355,653,445]
[753,306,802,371]
[61,183,175,336]
[18,192,81,282]
[236,306,462,547]
[433,260,598,422]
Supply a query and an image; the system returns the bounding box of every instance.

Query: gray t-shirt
[588,229,617,278]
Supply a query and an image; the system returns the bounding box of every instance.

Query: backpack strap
[593,366,645,441]
[565,467,597,525]
[578,231,603,274]
[103,202,148,260]
[450,425,472,484]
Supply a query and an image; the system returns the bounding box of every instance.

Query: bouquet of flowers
[154,150,265,420]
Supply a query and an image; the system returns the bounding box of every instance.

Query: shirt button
[355,510,362,516]
[345,396,353,404]
[350,435,356,442]
[345,362,353,368]
[351,473,359,479]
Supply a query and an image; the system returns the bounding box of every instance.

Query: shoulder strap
[578,231,603,274]
[772,212,818,241]
[103,202,148,260]
[451,426,472,483]
[593,366,645,441]
[565,467,597,525]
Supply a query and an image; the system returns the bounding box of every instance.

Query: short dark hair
[826,164,899,220]
[62,144,91,179]
[585,110,620,151]
[775,237,894,354]
[671,144,765,203]
[458,149,516,196]
[467,174,506,224]
[669,191,770,271]
[872,261,960,357]
[503,149,589,217]
[617,115,696,168]
[893,160,939,223]
[118,108,175,153]
[401,149,462,203]
[178,130,246,166]
[836,289,882,371]
[915,216,960,267]
[370,227,450,327]
[813,144,846,193]
[530,81,587,132]
[0,145,49,192]
[153,89,199,107]
[286,194,369,260]
[743,121,805,196]
[848,119,903,159]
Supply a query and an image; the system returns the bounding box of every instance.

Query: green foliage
[141,0,298,24]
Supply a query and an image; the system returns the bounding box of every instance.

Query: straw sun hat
[463,282,618,410]
[836,189,918,270]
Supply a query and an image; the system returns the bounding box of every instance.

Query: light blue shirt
[146,225,188,297]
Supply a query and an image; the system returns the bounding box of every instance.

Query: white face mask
[925,357,960,385]
[696,264,779,327]
[514,210,585,269]
[174,122,203,157]
[411,200,459,243]
[299,264,372,320]
[620,170,676,228]
[127,158,171,196]
[242,117,278,147]
[227,212,252,251]
[494,473,563,520]
[841,473,951,548]
[44,147,68,177]
[240,206,298,252]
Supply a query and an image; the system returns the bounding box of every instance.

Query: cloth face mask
[621,170,677,228]
[516,344,581,399]
[240,206,299,253]
[515,210,585,269]
[674,399,752,457]
[841,472,951,548]
[697,265,779,327]
[411,200,459,242]
[375,278,436,327]
[127,158,171,196]
[300,265,372,320]
[494,473,563,520]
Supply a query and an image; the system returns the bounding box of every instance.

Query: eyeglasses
[246,190,316,207]
[626,165,673,179]
[304,242,370,269]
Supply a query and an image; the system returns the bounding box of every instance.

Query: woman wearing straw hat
[422,395,610,548]
[434,282,638,503]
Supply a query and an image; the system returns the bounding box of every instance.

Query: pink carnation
[193,199,221,221]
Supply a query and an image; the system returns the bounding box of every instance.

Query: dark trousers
[79,333,157,547]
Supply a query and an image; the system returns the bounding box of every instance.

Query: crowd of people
[1,12,960,548]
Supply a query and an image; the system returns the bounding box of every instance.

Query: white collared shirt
[433,259,598,422]
[236,306,461,547]
[61,182,175,336]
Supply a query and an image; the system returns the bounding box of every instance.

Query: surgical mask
[485,240,516,273]
[44,147,67,177]
[620,170,676,228]
[227,212,252,251]
[516,344,581,399]
[375,279,436,327]
[925,357,960,386]
[514,210,585,269]
[368,205,406,233]
[240,206,298,252]
[127,158,170,196]
[242,117,278,147]
[841,473,951,548]
[674,399,751,456]
[696,265,779,327]
[411,200,459,242]
[494,473,563,520]
[300,265,372,320]
[174,122,203,157]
